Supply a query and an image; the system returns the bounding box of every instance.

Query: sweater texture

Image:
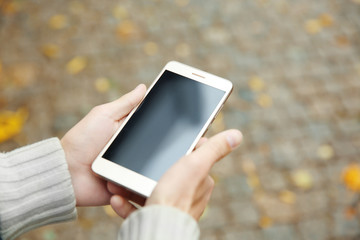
[0,138,199,240]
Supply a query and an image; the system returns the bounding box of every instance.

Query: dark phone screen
[103,70,225,181]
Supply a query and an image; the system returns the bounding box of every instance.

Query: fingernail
[226,130,243,149]
[133,84,143,92]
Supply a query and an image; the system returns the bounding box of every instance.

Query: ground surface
[1,0,360,239]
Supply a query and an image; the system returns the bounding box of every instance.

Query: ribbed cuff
[0,138,77,240]
[118,205,199,240]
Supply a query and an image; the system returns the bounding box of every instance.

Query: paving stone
[262,224,300,240]
[298,218,329,240]
[223,175,253,199]
[200,204,229,229]
[2,0,360,239]
[258,169,287,192]
[296,190,329,217]
[229,201,260,226]
[333,207,360,238]
[224,229,264,240]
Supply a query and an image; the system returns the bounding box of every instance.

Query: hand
[110,129,242,220]
[61,84,147,206]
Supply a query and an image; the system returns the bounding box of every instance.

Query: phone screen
[103,70,225,181]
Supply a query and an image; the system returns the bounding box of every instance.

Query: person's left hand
[61,84,146,206]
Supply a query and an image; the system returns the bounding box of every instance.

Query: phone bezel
[91,61,233,197]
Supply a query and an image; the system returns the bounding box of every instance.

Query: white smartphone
[92,61,233,197]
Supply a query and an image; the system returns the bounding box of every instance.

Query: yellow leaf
[317,144,334,160]
[69,1,85,15]
[319,14,333,27]
[241,159,256,174]
[199,205,209,220]
[112,5,128,20]
[335,35,350,47]
[48,14,68,30]
[246,173,261,189]
[279,190,296,204]
[175,43,191,58]
[66,56,87,75]
[0,108,28,143]
[41,44,60,59]
[292,170,313,190]
[175,0,190,7]
[116,20,137,40]
[249,76,265,92]
[343,164,360,192]
[1,1,22,15]
[103,205,118,217]
[256,94,273,108]
[305,19,322,34]
[259,216,273,228]
[211,112,225,132]
[143,42,158,56]
[94,77,111,93]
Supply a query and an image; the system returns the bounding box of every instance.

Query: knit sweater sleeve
[118,205,200,240]
[0,138,77,240]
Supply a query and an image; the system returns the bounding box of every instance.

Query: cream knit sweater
[0,138,199,240]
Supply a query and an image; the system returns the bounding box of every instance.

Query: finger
[195,137,208,150]
[193,175,215,205]
[191,177,214,220]
[110,195,137,219]
[186,129,242,177]
[107,182,130,197]
[107,182,146,206]
[105,84,147,121]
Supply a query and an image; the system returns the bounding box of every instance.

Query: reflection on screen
[103,70,225,181]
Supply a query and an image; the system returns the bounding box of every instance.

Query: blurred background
[1,0,360,239]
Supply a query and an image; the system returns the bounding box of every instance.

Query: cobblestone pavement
[1,0,360,239]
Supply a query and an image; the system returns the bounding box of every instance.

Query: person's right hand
[110,129,242,220]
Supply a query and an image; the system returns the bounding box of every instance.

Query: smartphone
[92,61,233,197]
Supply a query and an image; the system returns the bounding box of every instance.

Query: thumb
[105,84,147,121]
[186,129,242,176]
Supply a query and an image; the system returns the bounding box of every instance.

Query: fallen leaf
[48,14,68,30]
[305,19,322,34]
[248,76,265,92]
[78,217,94,229]
[41,44,60,59]
[259,216,273,228]
[175,43,191,58]
[94,77,111,93]
[69,1,85,15]
[336,35,350,47]
[343,164,360,192]
[9,63,38,87]
[247,173,261,189]
[143,42,158,56]
[241,159,256,174]
[345,206,357,219]
[317,144,334,160]
[211,112,225,132]
[103,205,118,217]
[319,14,333,27]
[112,5,128,19]
[1,1,22,15]
[256,94,272,108]
[66,56,87,75]
[292,170,313,190]
[0,108,28,143]
[175,0,190,7]
[279,190,296,204]
[116,20,137,40]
